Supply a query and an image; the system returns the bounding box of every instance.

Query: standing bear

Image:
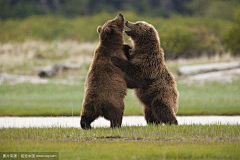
[80,14,148,129]
[112,21,179,125]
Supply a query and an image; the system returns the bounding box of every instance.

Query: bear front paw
[123,44,131,50]
[111,56,122,67]
[123,44,131,60]
[165,119,178,125]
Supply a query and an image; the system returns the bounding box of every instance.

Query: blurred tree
[172,0,192,14]
[0,0,197,19]
[185,0,239,21]
[0,0,45,19]
[224,6,240,56]
[161,26,197,59]
[56,0,88,17]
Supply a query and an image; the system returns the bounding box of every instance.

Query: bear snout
[118,13,124,22]
[125,21,133,29]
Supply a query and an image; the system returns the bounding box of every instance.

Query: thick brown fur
[112,21,179,125]
[80,13,128,129]
[80,14,149,129]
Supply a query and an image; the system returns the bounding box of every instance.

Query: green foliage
[0,14,108,42]
[161,26,197,59]
[137,15,229,58]
[56,0,89,17]
[0,12,233,58]
[223,6,240,56]
[1,0,239,20]
[185,0,239,21]
[0,0,45,19]
[0,0,190,19]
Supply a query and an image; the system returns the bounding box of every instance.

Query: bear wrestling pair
[80,13,178,129]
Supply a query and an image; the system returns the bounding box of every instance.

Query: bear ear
[149,27,156,35]
[97,26,102,33]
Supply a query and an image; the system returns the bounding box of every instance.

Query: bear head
[97,13,125,42]
[125,21,159,45]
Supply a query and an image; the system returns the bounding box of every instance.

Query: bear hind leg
[102,103,124,128]
[144,106,161,125]
[110,115,123,128]
[80,103,100,129]
[151,99,178,125]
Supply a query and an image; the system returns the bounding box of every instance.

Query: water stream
[0,116,239,128]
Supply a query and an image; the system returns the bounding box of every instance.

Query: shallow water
[0,116,239,128]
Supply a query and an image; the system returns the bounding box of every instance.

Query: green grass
[0,80,240,116]
[0,81,85,116]
[1,141,239,159]
[1,125,239,159]
[177,80,240,115]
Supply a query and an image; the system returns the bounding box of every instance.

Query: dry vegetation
[1,41,239,79]
[0,41,97,76]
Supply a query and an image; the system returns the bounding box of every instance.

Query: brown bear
[80,14,149,129]
[111,21,179,125]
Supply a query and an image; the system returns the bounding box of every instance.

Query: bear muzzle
[125,21,133,36]
[117,12,124,22]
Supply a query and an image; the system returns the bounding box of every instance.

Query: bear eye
[136,23,139,26]
[112,21,115,23]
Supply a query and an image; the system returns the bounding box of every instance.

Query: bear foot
[80,119,92,130]
[164,119,178,125]
[152,100,178,125]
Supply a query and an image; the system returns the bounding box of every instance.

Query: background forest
[1,0,240,59]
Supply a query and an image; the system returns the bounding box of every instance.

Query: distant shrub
[0,12,233,59]
[0,13,113,43]
[160,26,223,59]
[161,26,197,59]
[223,6,240,56]
[192,27,223,57]
[185,0,238,21]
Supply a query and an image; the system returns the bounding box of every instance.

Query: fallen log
[178,61,240,76]
[36,64,81,78]
[0,73,86,85]
[0,73,48,85]
[182,68,240,83]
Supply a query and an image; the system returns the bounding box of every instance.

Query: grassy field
[0,41,239,116]
[0,125,239,159]
[0,79,240,116]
